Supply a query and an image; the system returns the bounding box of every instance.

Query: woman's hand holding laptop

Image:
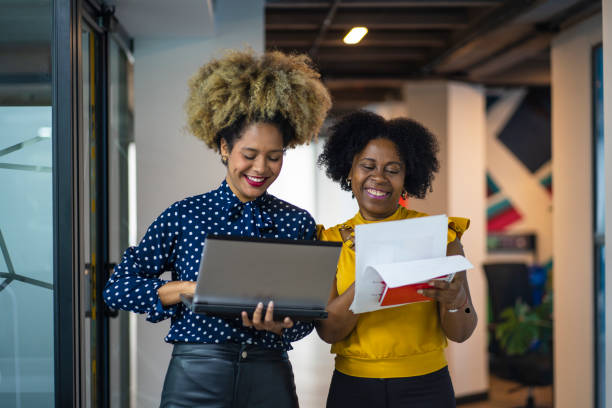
[241,301,294,335]
[159,281,292,336]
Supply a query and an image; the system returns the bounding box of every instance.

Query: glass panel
[596,243,605,407]
[108,38,134,408]
[594,45,605,236]
[0,0,54,406]
[593,44,605,408]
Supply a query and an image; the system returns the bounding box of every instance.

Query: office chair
[484,262,553,408]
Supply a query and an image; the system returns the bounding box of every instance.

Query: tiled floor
[459,375,553,408]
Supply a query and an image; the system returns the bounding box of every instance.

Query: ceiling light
[37,127,52,138]
[343,27,368,45]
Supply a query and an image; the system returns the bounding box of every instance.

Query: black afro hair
[318,110,439,199]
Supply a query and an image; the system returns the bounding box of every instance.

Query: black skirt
[326,367,456,408]
[160,343,299,408]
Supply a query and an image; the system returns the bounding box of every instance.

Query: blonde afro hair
[185,49,332,151]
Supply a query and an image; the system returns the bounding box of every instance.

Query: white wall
[550,13,601,408]
[400,81,489,398]
[269,141,358,408]
[401,82,449,216]
[132,1,264,406]
[268,144,318,216]
[603,1,612,406]
[446,83,488,398]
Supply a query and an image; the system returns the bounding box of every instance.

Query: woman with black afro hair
[316,110,477,408]
[104,50,331,407]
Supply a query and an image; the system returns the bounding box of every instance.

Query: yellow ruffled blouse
[318,206,469,378]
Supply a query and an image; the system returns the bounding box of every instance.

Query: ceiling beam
[316,48,428,61]
[421,0,543,73]
[333,11,470,30]
[267,30,449,47]
[440,0,599,75]
[535,0,601,32]
[266,10,327,30]
[317,62,422,77]
[433,24,534,73]
[264,0,592,83]
[266,10,470,30]
[467,32,552,77]
[473,59,550,85]
[276,45,429,56]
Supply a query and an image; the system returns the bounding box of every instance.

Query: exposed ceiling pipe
[309,0,342,57]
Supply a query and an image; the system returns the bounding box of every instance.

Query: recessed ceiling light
[343,27,368,45]
[37,127,52,138]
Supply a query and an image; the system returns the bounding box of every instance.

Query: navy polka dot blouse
[103,180,317,351]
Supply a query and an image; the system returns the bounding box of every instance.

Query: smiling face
[349,138,406,221]
[220,122,284,202]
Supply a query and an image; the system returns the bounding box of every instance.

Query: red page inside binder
[379,275,449,306]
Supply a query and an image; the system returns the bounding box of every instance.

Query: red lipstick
[244,175,266,187]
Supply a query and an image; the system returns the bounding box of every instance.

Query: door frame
[53,0,133,406]
[52,0,79,406]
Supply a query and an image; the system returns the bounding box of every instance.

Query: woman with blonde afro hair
[104,50,331,408]
[186,49,331,151]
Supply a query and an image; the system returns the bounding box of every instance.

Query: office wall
[550,13,601,408]
[445,83,488,398]
[400,81,489,398]
[268,141,358,408]
[132,1,264,406]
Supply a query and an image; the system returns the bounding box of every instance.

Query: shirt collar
[354,205,407,225]
[217,179,268,205]
[217,180,274,231]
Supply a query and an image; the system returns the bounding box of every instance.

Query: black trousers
[160,343,299,408]
[326,367,456,408]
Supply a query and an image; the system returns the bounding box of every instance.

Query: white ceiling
[111,0,215,39]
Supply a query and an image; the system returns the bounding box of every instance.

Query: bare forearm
[316,284,358,344]
[157,281,196,306]
[440,299,478,343]
[421,240,478,343]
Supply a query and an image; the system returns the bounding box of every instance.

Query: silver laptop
[181,235,342,321]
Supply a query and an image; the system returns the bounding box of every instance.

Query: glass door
[0,0,55,406]
[0,1,134,406]
[79,5,135,407]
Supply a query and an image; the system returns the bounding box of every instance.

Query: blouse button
[241,351,248,359]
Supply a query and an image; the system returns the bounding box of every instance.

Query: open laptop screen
[186,235,341,319]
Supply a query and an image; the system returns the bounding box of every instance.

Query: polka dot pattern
[103,180,317,350]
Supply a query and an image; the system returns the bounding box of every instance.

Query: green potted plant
[495,294,553,356]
